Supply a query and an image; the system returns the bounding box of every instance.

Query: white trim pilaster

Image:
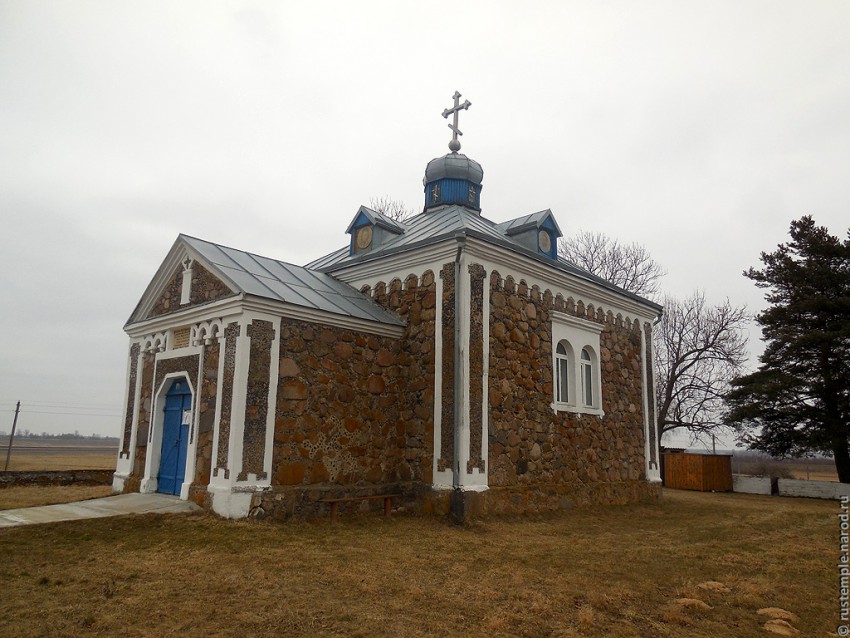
[642,322,662,482]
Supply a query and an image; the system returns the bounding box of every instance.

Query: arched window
[555,341,571,404]
[551,312,603,416]
[581,348,594,407]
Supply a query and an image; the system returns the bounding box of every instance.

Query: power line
[2,409,121,418]
[0,400,121,409]
[0,404,121,412]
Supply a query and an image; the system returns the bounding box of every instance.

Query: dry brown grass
[0,485,113,510]
[789,469,839,482]
[0,489,836,637]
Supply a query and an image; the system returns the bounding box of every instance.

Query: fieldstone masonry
[239,319,275,481]
[252,271,437,519]
[215,322,240,478]
[439,263,455,473]
[148,262,233,318]
[121,342,140,457]
[119,250,659,519]
[192,341,220,490]
[483,268,657,514]
[468,263,486,473]
[126,355,154,493]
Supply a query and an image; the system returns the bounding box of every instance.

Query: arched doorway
[158,378,192,496]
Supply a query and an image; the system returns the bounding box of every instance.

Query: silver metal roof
[423,153,484,185]
[307,205,505,270]
[181,235,405,326]
[496,209,563,237]
[305,206,662,313]
[344,205,407,235]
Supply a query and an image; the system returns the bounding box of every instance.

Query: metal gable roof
[344,206,408,235]
[306,205,509,270]
[304,206,662,313]
[495,209,563,237]
[179,235,405,327]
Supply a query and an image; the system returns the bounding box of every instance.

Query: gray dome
[423,152,484,186]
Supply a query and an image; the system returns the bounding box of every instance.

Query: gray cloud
[1,1,848,443]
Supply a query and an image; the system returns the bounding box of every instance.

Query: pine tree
[725,216,850,482]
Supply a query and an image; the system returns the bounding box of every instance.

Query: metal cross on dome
[442,91,471,152]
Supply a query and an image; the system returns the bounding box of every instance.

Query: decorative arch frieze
[191,319,224,346]
[142,331,168,355]
[487,266,653,330]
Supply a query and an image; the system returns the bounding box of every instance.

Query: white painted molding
[551,311,605,334]
[456,248,471,486]
[226,318,251,487]
[116,342,147,483]
[127,294,404,340]
[550,312,604,417]
[209,486,253,519]
[129,240,238,325]
[432,263,448,489]
[326,235,659,323]
[140,350,202,500]
[466,238,659,323]
[191,318,224,347]
[116,338,136,461]
[643,322,662,480]
[180,257,193,306]
[209,324,228,487]
[326,241,460,284]
[179,348,205,499]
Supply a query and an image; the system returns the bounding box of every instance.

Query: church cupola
[423,92,484,213]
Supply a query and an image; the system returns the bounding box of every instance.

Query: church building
[113,93,663,520]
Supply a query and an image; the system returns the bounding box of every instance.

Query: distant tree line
[0,430,119,441]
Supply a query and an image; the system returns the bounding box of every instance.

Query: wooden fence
[663,453,733,492]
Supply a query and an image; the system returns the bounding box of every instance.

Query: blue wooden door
[158,379,192,496]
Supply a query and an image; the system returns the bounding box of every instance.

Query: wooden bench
[320,494,395,522]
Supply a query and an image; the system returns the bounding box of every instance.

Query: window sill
[552,402,604,417]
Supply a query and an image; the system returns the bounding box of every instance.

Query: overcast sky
[1,1,848,447]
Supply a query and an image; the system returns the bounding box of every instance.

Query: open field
[0,489,837,637]
[2,452,117,471]
[1,438,117,471]
[732,454,839,482]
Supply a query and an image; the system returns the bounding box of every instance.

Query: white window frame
[580,347,596,408]
[551,312,604,416]
[555,340,574,405]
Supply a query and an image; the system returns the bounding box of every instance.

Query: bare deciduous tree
[558,230,665,299]
[369,195,415,223]
[655,292,749,444]
[557,229,749,445]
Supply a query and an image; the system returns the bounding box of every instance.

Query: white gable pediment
[126,236,238,327]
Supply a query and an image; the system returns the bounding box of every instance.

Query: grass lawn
[0,489,837,637]
[0,485,113,510]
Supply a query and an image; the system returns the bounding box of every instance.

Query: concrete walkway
[0,493,201,528]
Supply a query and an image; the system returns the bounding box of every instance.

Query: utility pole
[4,401,20,472]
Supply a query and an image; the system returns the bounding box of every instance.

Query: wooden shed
[663,452,733,492]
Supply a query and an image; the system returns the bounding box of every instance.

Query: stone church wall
[254,271,437,519]
[123,354,154,494]
[187,341,220,507]
[482,269,659,514]
[148,262,234,319]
